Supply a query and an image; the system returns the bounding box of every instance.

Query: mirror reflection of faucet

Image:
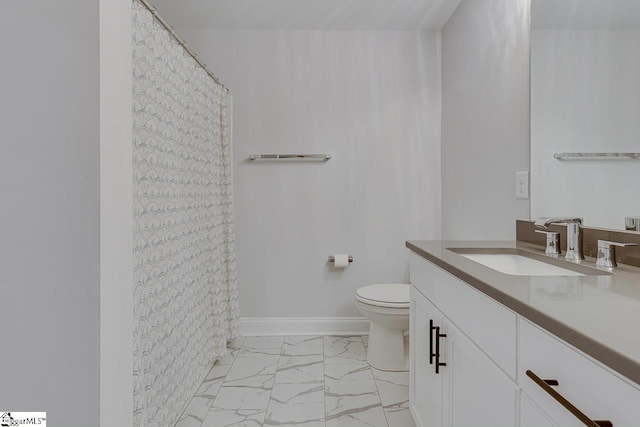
[597,275,612,290]
[625,216,640,231]
[535,217,584,262]
[534,277,583,301]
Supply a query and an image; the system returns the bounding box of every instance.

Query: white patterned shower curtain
[131,2,239,426]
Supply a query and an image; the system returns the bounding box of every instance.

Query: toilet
[355,283,410,371]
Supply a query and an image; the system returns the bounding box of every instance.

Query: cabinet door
[410,286,443,427]
[409,253,517,379]
[442,318,518,427]
[520,393,558,427]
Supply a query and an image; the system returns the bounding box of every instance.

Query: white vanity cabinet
[409,253,518,427]
[409,250,640,427]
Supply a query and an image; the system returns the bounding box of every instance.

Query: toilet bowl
[355,283,410,371]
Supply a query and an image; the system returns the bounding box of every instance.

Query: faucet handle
[596,240,638,268]
[535,230,561,256]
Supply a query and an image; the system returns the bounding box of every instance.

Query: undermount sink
[448,248,608,276]
[458,253,584,276]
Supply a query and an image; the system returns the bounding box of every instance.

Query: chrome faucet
[534,217,584,261]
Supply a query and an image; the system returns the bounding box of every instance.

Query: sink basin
[448,248,608,276]
[458,253,584,276]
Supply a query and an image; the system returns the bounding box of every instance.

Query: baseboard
[239,317,370,336]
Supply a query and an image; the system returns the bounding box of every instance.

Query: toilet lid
[355,284,410,308]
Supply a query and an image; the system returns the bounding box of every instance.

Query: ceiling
[149,0,461,30]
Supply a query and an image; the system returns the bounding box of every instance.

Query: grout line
[370,363,391,427]
[208,341,243,422]
[262,336,286,424]
[323,335,327,425]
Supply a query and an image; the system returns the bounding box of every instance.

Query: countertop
[406,240,640,386]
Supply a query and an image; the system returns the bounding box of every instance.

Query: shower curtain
[132,2,239,426]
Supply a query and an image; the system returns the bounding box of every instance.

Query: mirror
[530,0,640,230]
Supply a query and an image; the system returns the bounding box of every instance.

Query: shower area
[131,1,239,425]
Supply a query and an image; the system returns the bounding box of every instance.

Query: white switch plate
[516,171,529,199]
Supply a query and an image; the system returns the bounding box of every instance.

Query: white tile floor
[175,335,416,427]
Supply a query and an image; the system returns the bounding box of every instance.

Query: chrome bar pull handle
[526,370,612,427]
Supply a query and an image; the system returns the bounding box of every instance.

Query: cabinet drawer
[519,319,640,427]
[409,253,517,379]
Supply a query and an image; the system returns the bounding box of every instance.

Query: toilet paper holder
[328,255,353,263]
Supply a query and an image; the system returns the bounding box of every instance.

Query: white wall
[441,0,531,240]
[0,0,100,421]
[100,0,133,425]
[531,30,640,230]
[179,30,442,321]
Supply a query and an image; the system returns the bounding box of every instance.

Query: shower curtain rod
[136,0,229,93]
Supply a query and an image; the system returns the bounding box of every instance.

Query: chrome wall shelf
[248,154,332,161]
[554,152,640,160]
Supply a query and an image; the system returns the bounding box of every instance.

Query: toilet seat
[355,284,410,308]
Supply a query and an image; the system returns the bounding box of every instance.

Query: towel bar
[248,154,332,161]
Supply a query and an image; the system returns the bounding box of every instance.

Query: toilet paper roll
[333,254,350,268]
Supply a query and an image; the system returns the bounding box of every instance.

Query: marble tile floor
[175,335,416,427]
